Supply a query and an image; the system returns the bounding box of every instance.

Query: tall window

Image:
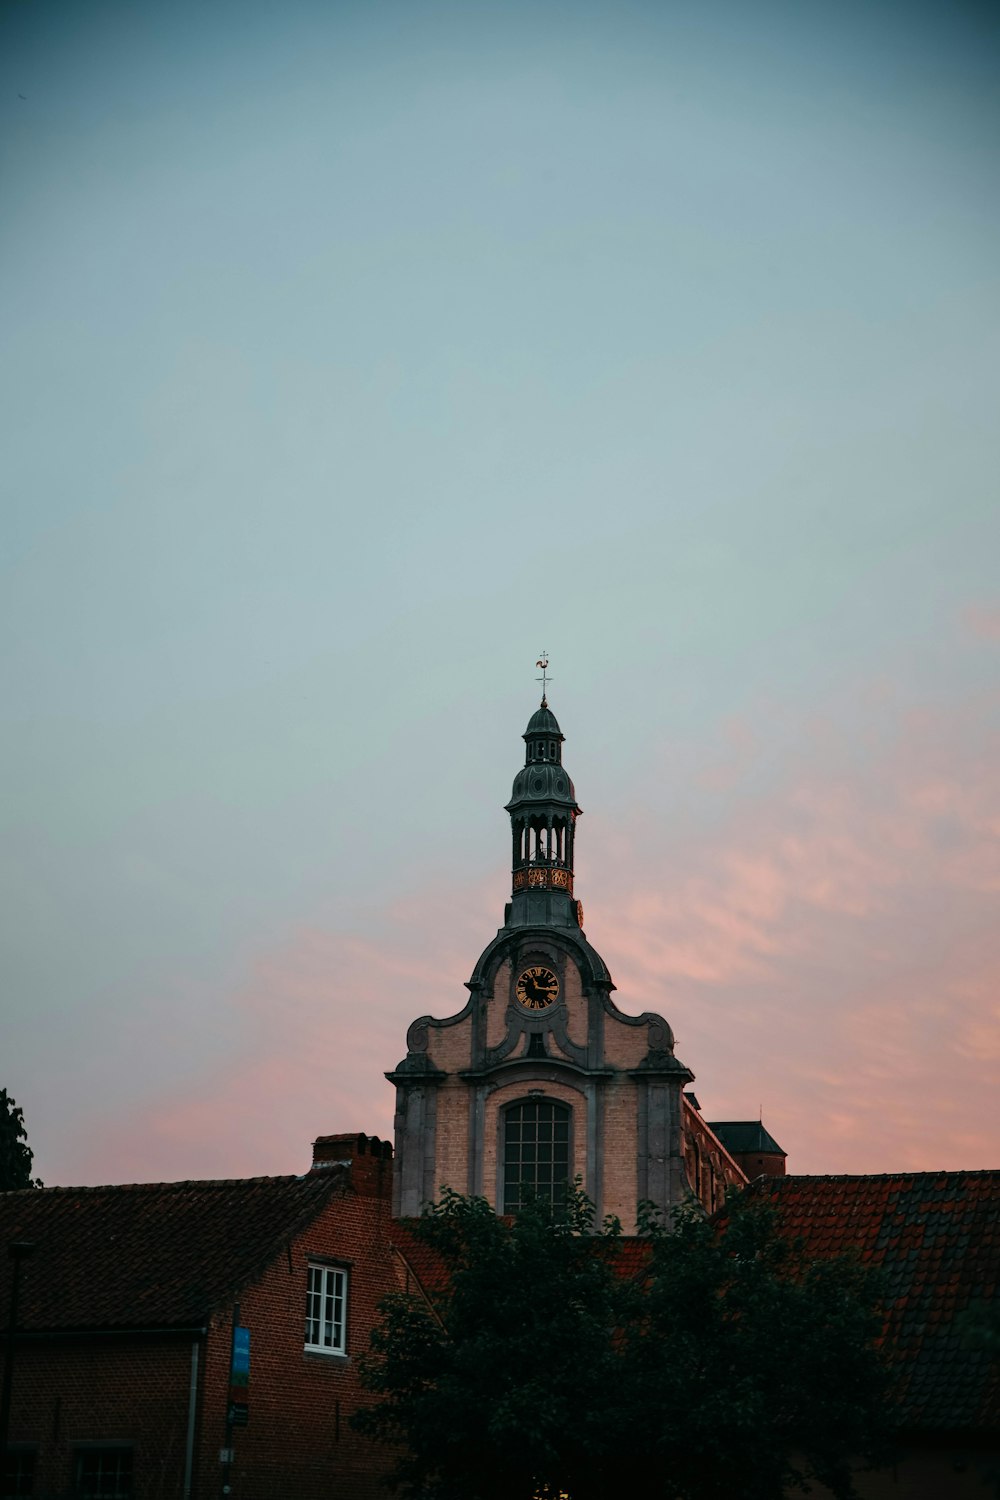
[503,1100,570,1213]
[3,1450,35,1498]
[305,1264,348,1354]
[74,1449,133,1500]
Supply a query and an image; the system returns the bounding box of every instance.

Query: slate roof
[708,1121,786,1157]
[0,1171,347,1334]
[750,1172,1000,1434]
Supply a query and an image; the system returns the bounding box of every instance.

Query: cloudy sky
[3,0,998,1187]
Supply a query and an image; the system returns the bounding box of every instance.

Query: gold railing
[512,867,573,894]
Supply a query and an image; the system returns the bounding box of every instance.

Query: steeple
[504,698,582,929]
[388,681,718,1230]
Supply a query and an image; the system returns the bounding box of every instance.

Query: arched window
[502,1100,570,1213]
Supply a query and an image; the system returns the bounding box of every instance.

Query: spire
[504,697,582,929]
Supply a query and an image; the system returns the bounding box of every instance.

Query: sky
[2,0,998,1187]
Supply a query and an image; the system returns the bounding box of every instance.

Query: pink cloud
[66,879,503,1185]
[57,678,1000,1187]
[585,690,1000,1175]
[964,604,1000,641]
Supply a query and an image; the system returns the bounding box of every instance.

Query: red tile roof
[390,1220,652,1306]
[749,1172,1000,1434]
[0,1172,348,1333]
[389,1221,450,1305]
[394,1173,1000,1436]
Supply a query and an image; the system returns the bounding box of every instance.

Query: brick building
[389,693,781,1227]
[2,694,996,1498]
[386,694,999,1495]
[0,1134,399,1500]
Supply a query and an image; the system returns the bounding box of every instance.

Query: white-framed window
[305,1263,348,1354]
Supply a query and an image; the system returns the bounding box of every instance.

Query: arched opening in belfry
[514,817,571,866]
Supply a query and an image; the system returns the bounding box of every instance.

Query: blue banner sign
[231,1326,251,1384]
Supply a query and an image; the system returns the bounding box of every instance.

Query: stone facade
[389,698,761,1229]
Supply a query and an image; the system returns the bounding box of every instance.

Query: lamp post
[0,1242,36,1484]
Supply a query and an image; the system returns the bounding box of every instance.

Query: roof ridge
[0,1173,322,1197]
[775,1169,1000,1182]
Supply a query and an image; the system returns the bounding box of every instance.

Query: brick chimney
[311,1132,393,1199]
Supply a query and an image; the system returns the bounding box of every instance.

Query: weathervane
[535,652,551,707]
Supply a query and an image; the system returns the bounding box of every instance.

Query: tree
[0,1090,41,1190]
[356,1188,887,1500]
[612,1198,887,1500]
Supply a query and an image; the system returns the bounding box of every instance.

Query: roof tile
[750,1172,1000,1433]
[394,1172,1000,1436]
[0,1172,347,1332]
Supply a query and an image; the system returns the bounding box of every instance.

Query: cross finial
[535,652,550,707]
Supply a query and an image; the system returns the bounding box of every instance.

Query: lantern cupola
[505,698,582,928]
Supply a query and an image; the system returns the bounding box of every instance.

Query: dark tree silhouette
[0,1090,41,1190]
[356,1188,887,1500]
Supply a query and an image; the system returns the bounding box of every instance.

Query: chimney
[311,1132,393,1199]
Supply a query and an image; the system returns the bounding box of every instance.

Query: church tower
[388,694,759,1228]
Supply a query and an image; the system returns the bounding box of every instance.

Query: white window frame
[305,1263,348,1354]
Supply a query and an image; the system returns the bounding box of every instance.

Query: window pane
[3,1452,35,1498]
[306,1265,347,1353]
[503,1102,570,1213]
[75,1450,133,1500]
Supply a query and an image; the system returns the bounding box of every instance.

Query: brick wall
[193,1176,400,1500]
[6,1336,194,1498]
[601,1075,642,1227]
[432,1079,471,1197]
[681,1100,747,1213]
[3,1165,403,1500]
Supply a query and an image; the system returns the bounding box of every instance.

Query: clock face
[515,965,560,1010]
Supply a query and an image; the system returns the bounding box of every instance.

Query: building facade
[5,695,995,1498]
[0,1134,400,1500]
[388,697,773,1227]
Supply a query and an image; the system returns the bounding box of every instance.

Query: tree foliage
[0,1088,41,1190]
[356,1187,887,1500]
